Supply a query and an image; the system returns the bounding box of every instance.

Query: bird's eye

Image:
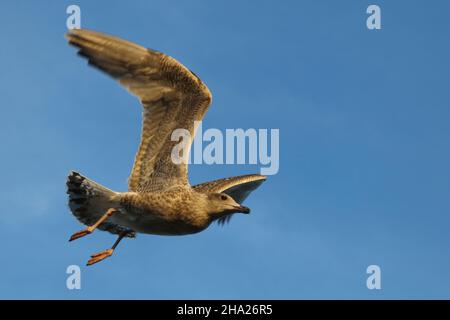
[221,195,227,201]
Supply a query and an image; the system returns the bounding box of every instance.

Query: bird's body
[115,187,211,235]
[65,29,267,265]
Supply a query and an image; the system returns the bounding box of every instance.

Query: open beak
[234,205,250,214]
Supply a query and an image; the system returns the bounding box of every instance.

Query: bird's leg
[86,231,128,266]
[69,208,117,241]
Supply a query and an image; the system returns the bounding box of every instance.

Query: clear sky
[1,0,449,299]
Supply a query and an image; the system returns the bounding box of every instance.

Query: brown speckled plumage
[65,29,267,264]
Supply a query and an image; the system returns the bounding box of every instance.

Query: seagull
[65,29,267,266]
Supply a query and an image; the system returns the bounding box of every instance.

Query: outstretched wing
[66,29,212,192]
[193,174,267,225]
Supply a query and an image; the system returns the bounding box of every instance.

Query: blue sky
[1,0,450,299]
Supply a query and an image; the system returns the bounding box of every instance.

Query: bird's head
[206,193,250,218]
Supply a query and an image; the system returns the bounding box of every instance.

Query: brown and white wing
[66,29,212,192]
[193,174,267,225]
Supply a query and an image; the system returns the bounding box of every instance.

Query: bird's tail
[66,171,119,227]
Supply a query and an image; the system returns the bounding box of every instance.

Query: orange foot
[87,249,114,266]
[69,228,93,242]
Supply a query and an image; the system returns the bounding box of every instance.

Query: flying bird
[65,29,267,266]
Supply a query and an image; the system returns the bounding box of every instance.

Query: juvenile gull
[65,29,267,266]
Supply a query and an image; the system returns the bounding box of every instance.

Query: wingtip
[65,28,94,42]
[65,28,80,39]
[254,174,267,182]
[65,30,80,47]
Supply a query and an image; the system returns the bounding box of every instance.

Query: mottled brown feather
[65,29,212,192]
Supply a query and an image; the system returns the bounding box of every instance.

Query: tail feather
[66,171,135,237]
